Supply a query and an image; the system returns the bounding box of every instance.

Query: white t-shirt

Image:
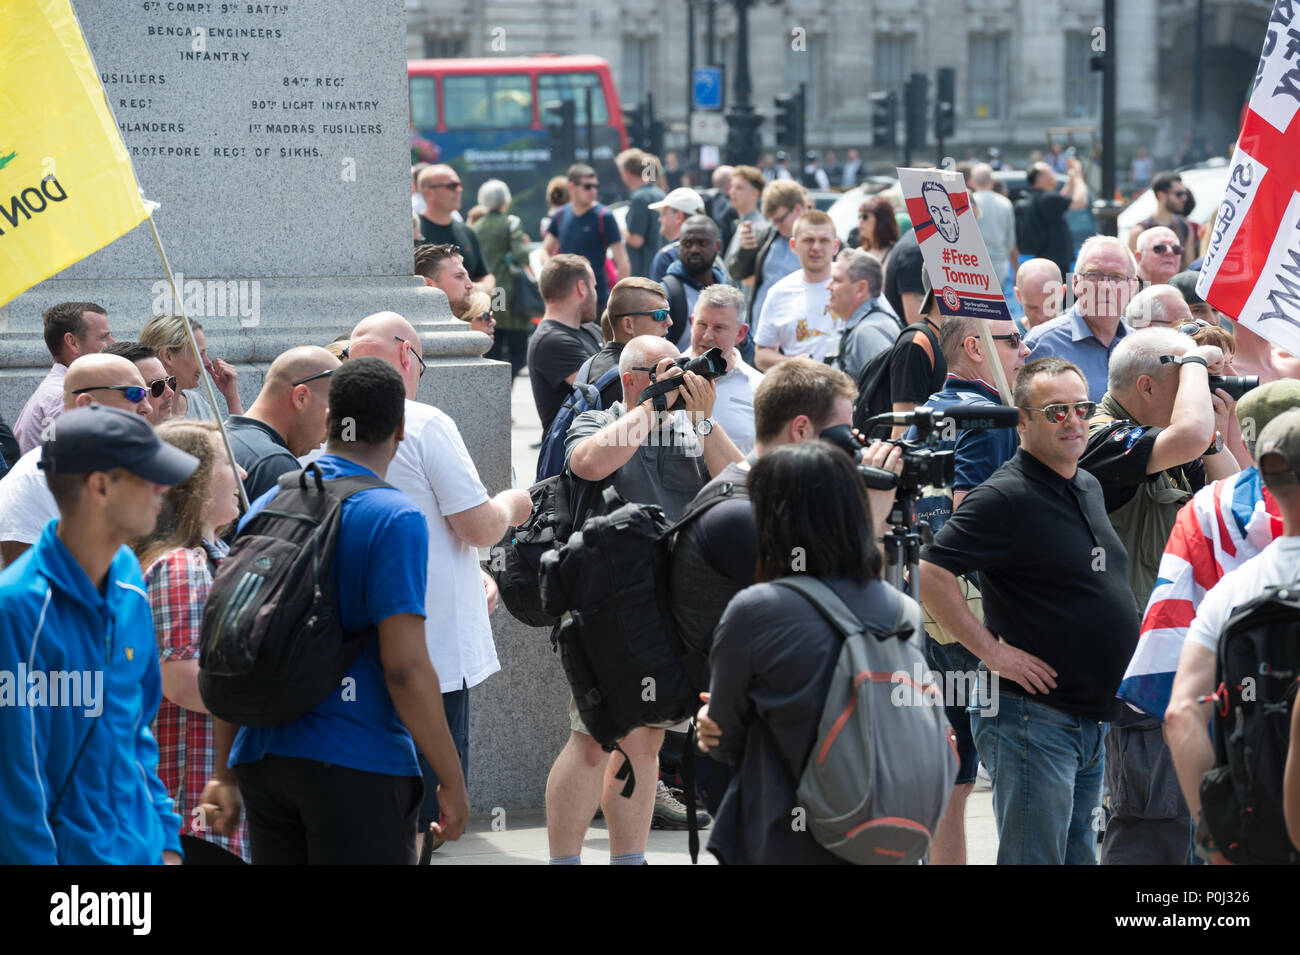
[1186,537,1300,654]
[0,448,58,557]
[754,270,839,362]
[383,399,495,693]
[681,348,763,454]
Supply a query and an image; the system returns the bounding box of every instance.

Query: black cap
[39,406,199,485]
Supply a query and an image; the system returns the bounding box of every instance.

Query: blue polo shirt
[905,376,1020,534]
[1023,305,1128,403]
[229,455,429,777]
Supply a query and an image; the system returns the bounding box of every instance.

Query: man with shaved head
[225,345,340,501]
[1134,226,1184,288]
[0,353,151,566]
[1014,258,1064,331]
[349,311,531,859]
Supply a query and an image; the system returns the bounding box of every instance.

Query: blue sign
[693,66,723,111]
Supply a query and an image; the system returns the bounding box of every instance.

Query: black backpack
[198,465,387,727]
[662,274,690,347]
[1015,194,1046,256]
[851,319,942,438]
[1199,580,1300,864]
[490,470,606,629]
[537,482,741,780]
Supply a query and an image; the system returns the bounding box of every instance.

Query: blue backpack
[535,354,622,482]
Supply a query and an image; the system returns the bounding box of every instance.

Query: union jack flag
[1117,467,1281,720]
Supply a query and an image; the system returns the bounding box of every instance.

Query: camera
[1207,375,1258,401]
[820,424,954,495]
[639,346,728,411]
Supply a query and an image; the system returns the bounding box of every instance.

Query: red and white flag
[1198,0,1300,354]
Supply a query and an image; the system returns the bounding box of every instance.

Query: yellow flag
[0,0,148,306]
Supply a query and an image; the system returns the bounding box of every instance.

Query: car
[826,178,900,244]
[1116,158,1231,236]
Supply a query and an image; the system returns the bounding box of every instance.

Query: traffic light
[623,103,646,148]
[935,67,955,140]
[774,91,802,148]
[545,98,576,162]
[904,72,927,151]
[870,91,897,148]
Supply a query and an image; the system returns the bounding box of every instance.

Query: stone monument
[0,0,570,813]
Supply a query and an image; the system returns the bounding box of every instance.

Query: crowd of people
[2,141,1298,868]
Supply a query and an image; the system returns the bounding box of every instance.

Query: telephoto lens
[1208,375,1259,401]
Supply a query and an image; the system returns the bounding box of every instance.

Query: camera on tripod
[820,423,954,494]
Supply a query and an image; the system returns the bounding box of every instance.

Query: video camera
[639,347,728,412]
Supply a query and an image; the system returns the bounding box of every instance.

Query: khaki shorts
[566,697,688,737]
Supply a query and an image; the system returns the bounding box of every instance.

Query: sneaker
[651,780,711,830]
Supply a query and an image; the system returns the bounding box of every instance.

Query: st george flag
[1197,0,1300,353]
[0,0,148,307]
[1116,468,1281,720]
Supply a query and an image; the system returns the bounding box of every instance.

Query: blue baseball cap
[39,406,199,485]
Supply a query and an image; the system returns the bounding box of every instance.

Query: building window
[784,35,820,121]
[1064,31,1100,119]
[874,34,912,94]
[968,34,1008,120]
[423,35,463,59]
[622,36,654,104]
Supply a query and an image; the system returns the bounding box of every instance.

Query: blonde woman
[139,314,242,419]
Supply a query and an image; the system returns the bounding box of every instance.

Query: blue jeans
[416,680,470,829]
[971,685,1106,865]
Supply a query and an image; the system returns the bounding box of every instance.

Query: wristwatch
[694,417,715,437]
[1160,354,1208,369]
[1204,430,1224,456]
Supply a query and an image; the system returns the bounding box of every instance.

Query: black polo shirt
[920,448,1139,721]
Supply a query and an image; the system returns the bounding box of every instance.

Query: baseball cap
[1236,379,1300,446]
[1256,408,1300,486]
[1167,270,1206,306]
[648,187,705,216]
[39,405,199,485]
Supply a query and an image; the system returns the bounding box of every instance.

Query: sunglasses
[395,336,427,378]
[427,181,463,190]
[613,308,670,323]
[146,375,177,398]
[1148,243,1183,256]
[1177,320,1213,337]
[990,332,1024,347]
[1020,401,1096,423]
[578,181,599,191]
[292,367,335,387]
[71,384,148,404]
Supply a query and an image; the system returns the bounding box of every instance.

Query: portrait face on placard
[922,181,960,244]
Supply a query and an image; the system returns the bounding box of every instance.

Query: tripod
[880,485,927,602]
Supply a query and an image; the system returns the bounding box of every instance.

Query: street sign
[693,66,723,111]
[690,111,727,146]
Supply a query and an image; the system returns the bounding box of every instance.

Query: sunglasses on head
[71,384,148,404]
[1020,401,1096,423]
[1149,242,1183,256]
[613,308,670,323]
[395,336,427,378]
[292,367,335,387]
[146,375,177,398]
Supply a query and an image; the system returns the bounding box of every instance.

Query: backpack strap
[662,274,689,346]
[666,477,746,536]
[770,576,913,642]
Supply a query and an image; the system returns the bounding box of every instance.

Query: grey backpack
[770,576,959,865]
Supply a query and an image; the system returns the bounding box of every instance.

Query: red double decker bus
[409,55,629,233]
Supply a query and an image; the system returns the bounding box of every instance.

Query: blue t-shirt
[229,454,429,777]
[904,376,1020,535]
[751,236,799,336]
[546,202,620,305]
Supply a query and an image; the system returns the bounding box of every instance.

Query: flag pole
[973,317,1015,406]
[144,212,251,513]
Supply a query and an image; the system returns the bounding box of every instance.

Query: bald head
[1015,258,1064,329]
[618,335,684,407]
[263,346,341,396]
[349,311,423,398]
[1029,162,1057,191]
[64,353,152,418]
